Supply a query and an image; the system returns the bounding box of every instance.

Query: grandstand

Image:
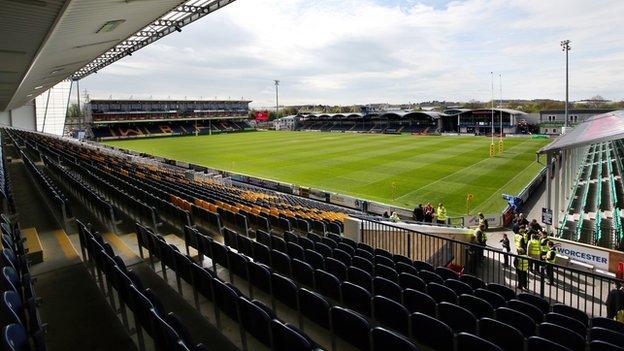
[540,110,624,253]
[87,99,254,140]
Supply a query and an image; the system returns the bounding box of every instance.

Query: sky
[81,0,624,107]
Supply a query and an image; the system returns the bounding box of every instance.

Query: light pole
[561,40,571,132]
[274,80,280,117]
[490,72,495,157]
[499,73,504,153]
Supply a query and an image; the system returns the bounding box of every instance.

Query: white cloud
[82,0,624,106]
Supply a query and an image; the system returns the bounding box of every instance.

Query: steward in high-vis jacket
[527,234,541,271]
[437,203,447,225]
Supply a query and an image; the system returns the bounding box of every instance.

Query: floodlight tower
[490,72,495,157]
[499,73,504,153]
[561,40,571,132]
[274,80,280,117]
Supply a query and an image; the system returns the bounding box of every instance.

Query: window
[35,80,71,136]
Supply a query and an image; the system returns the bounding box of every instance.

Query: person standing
[606,283,624,320]
[436,203,447,225]
[514,226,527,254]
[541,240,556,285]
[500,233,510,267]
[478,212,489,231]
[527,234,541,272]
[424,203,434,223]
[515,248,529,290]
[539,231,550,260]
[413,204,424,222]
[473,223,487,264]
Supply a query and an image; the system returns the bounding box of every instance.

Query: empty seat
[413,260,434,272]
[518,292,550,314]
[375,264,399,282]
[325,257,347,281]
[487,283,515,301]
[252,241,271,266]
[347,266,372,292]
[237,296,273,346]
[437,301,477,334]
[435,266,459,280]
[552,304,589,327]
[270,320,314,351]
[372,295,410,335]
[3,323,29,351]
[426,282,457,304]
[330,306,371,351]
[352,256,374,274]
[496,307,536,337]
[355,248,375,262]
[410,312,454,351]
[545,312,587,337]
[304,249,324,270]
[271,273,298,310]
[460,274,486,290]
[396,262,418,276]
[403,288,436,316]
[590,327,624,346]
[508,299,544,323]
[287,242,305,261]
[527,336,572,351]
[271,235,287,253]
[315,269,341,301]
[298,288,330,329]
[374,248,393,260]
[456,332,503,351]
[270,250,292,276]
[445,279,473,296]
[341,281,372,317]
[591,317,624,335]
[538,322,585,351]
[475,288,506,309]
[459,294,494,319]
[337,242,355,256]
[419,270,444,285]
[399,272,425,292]
[332,249,352,267]
[248,261,271,295]
[314,242,333,257]
[375,255,395,268]
[370,327,419,351]
[589,340,624,351]
[292,259,315,287]
[478,317,525,351]
[373,276,402,302]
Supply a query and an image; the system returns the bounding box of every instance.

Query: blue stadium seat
[413,260,434,272]
[314,242,333,258]
[478,317,525,351]
[252,241,271,266]
[458,294,494,319]
[297,237,314,251]
[437,301,477,334]
[375,264,398,282]
[292,259,315,287]
[460,274,485,290]
[332,249,352,267]
[212,279,241,323]
[527,336,572,351]
[508,299,544,323]
[456,332,503,351]
[545,312,587,337]
[393,254,412,267]
[352,256,374,274]
[373,276,402,302]
[487,283,516,301]
[374,248,393,260]
[591,317,624,335]
[287,242,305,261]
[444,278,473,296]
[370,327,419,351]
[410,312,454,351]
[517,292,550,314]
[247,261,271,296]
[396,262,418,276]
[426,282,457,304]
[270,320,314,351]
[3,323,28,351]
[298,288,330,329]
[330,306,371,351]
[538,322,586,351]
[552,304,589,327]
[372,295,410,335]
[496,307,536,337]
[347,266,372,292]
[355,248,375,262]
[475,288,506,309]
[1,291,23,327]
[270,250,292,276]
[589,340,624,351]
[314,269,341,301]
[341,281,372,317]
[590,327,624,346]
[419,270,445,285]
[325,257,347,281]
[237,296,274,346]
[435,266,459,281]
[337,243,355,256]
[375,255,395,268]
[270,273,298,310]
[304,249,324,270]
[398,272,425,292]
[403,288,436,316]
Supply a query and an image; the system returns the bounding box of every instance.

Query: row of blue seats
[177,224,624,351]
[76,220,208,351]
[1,214,46,351]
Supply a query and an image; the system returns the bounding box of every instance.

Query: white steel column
[546,153,552,232]
[554,152,561,229]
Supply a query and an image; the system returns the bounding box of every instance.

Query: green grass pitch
[104,131,550,216]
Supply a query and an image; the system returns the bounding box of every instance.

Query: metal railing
[358,217,622,318]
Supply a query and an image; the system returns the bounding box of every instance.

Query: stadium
[1,1,624,351]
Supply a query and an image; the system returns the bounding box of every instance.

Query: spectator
[473,223,487,264]
[606,283,624,320]
[518,213,529,227]
[514,225,527,254]
[500,233,510,267]
[413,204,424,222]
[541,240,556,285]
[515,248,529,290]
[382,211,390,218]
[424,203,434,223]
[436,203,447,225]
[529,219,543,233]
[511,214,520,234]
[478,212,489,231]
[539,231,550,259]
[389,211,400,222]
